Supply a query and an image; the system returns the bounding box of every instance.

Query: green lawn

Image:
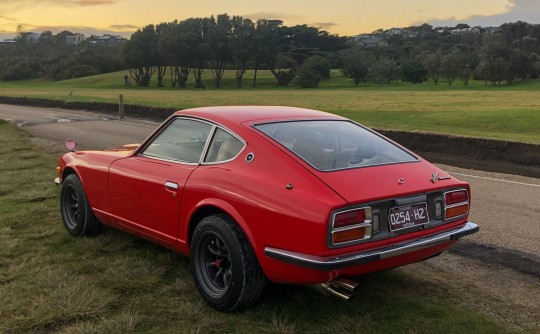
[1,70,539,144]
[0,119,519,334]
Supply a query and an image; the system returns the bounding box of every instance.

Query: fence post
[119,94,124,120]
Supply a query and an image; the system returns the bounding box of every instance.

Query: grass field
[0,70,539,144]
[0,120,520,333]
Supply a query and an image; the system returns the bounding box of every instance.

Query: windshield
[255,120,418,171]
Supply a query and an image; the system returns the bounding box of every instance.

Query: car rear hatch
[315,160,462,204]
[313,161,470,248]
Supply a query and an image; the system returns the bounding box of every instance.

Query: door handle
[164,181,179,191]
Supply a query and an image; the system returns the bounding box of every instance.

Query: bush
[296,56,330,88]
[401,60,427,84]
[0,64,37,81]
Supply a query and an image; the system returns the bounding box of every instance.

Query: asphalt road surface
[1,103,539,264]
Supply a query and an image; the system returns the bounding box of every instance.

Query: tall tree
[401,59,427,84]
[186,18,209,88]
[269,24,344,86]
[154,23,168,87]
[206,14,232,88]
[230,16,255,88]
[441,49,463,86]
[340,47,375,85]
[123,25,157,87]
[369,57,400,85]
[509,48,533,81]
[251,19,282,87]
[423,51,443,84]
[475,33,509,85]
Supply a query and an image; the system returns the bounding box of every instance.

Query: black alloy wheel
[190,214,266,311]
[195,231,233,298]
[62,184,80,230]
[60,174,102,236]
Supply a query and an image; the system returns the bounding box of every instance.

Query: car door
[108,118,213,247]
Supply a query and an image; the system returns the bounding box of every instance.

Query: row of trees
[123,14,346,88]
[123,18,540,88]
[340,22,540,86]
[1,17,539,87]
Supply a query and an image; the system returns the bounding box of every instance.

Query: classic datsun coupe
[55,106,478,311]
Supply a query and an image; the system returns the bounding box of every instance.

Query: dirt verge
[408,253,540,332]
[378,129,540,178]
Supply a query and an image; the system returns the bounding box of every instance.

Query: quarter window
[204,128,244,163]
[142,118,212,163]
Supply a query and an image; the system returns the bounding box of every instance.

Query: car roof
[175,106,343,126]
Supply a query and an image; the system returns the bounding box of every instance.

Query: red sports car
[55,106,478,311]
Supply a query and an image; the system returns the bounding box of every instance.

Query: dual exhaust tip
[317,277,359,302]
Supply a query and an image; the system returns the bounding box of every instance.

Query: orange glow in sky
[0,0,538,38]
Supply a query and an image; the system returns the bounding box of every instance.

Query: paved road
[1,104,539,260]
[0,104,156,150]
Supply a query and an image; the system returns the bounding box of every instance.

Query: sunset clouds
[0,0,538,40]
[426,0,540,27]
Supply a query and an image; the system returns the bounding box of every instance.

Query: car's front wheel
[60,174,102,236]
[190,214,266,311]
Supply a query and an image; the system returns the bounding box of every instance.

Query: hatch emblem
[431,172,451,183]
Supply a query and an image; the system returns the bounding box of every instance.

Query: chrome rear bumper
[265,222,479,271]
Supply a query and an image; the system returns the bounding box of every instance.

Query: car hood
[105,143,141,152]
[64,144,140,163]
[315,160,465,204]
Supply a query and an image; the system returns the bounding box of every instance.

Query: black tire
[190,214,266,311]
[60,174,103,237]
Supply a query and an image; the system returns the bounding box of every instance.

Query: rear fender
[180,198,258,256]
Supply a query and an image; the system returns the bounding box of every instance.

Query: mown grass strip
[0,121,518,333]
[1,71,539,144]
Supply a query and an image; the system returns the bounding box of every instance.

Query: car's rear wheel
[190,214,266,311]
[60,174,102,236]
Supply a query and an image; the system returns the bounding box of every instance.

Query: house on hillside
[26,32,40,42]
[450,27,480,35]
[353,35,388,47]
[66,33,86,45]
[387,28,403,35]
[93,34,126,45]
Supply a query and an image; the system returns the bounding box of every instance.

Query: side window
[204,128,244,163]
[142,118,212,163]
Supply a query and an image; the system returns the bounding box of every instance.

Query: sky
[1,0,539,40]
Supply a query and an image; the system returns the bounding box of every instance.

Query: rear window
[255,120,417,171]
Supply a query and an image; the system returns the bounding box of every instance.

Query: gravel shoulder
[407,253,540,332]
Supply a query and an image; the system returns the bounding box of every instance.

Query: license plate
[388,203,429,231]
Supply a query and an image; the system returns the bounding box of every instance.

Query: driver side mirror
[65,138,77,152]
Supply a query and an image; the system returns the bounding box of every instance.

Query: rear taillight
[331,207,372,245]
[333,209,366,228]
[444,189,469,220]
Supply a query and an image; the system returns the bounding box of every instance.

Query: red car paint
[56,106,477,285]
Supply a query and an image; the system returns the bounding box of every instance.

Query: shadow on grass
[50,228,512,334]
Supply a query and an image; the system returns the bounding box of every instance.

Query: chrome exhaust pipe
[321,283,354,302]
[315,277,359,302]
[332,277,359,293]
